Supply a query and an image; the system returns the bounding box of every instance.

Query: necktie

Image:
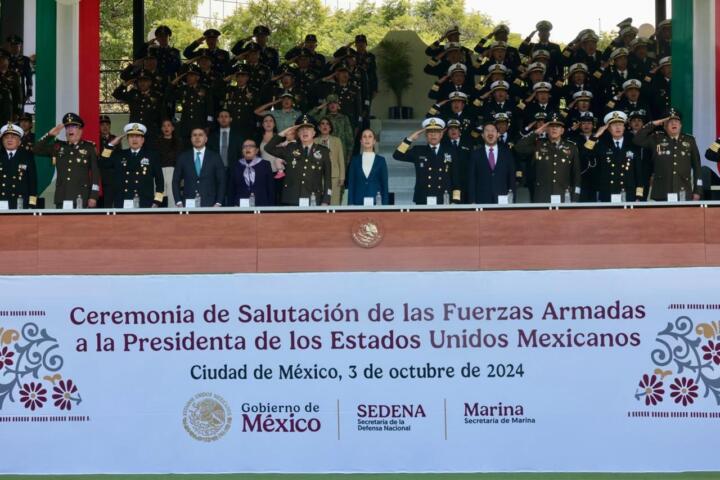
[194,151,201,176]
[615,141,620,150]
[220,130,229,166]
[8,152,13,160]
[304,146,309,157]
[453,140,458,148]
[488,147,496,170]
[433,146,438,156]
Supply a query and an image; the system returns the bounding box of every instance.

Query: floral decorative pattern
[669,377,699,406]
[0,323,80,412]
[701,340,720,366]
[0,346,14,369]
[637,374,664,406]
[19,382,47,411]
[636,316,720,407]
[52,379,79,411]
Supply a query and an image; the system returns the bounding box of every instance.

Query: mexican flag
[672,0,720,169]
[28,0,100,197]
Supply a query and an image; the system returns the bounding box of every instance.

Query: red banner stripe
[78,0,100,147]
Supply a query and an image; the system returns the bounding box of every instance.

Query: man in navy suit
[207,109,242,169]
[172,127,226,207]
[468,121,516,204]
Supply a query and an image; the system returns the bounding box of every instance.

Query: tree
[100,0,202,61]
[220,0,331,56]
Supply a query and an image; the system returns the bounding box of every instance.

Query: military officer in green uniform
[515,112,582,203]
[166,64,214,144]
[18,112,34,155]
[221,64,258,140]
[264,114,332,206]
[633,108,702,201]
[34,113,100,208]
[6,35,33,107]
[139,25,181,78]
[183,29,230,75]
[101,123,164,208]
[0,122,37,209]
[112,69,165,147]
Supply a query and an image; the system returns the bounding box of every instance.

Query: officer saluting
[34,113,100,208]
[101,123,164,208]
[264,115,332,206]
[633,108,702,201]
[393,117,460,204]
[583,111,644,202]
[0,122,37,209]
[183,29,230,75]
[515,112,581,203]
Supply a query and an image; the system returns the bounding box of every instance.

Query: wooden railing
[1,203,718,274]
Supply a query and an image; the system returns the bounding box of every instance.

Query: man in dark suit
[207,109,242,169]
[172,128,226,207]
[468,122,516,204]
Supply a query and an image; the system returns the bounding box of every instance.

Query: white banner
[0,269,719,474]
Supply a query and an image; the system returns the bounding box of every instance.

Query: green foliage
[100,0,202,60]
[220,0,330,55]
[376,39,412,107]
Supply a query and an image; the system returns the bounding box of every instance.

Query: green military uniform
[166,65,214,141]
[309,97,354,165]
[34,113,100,207]
[263,116,332,206]
[0,67,19,123]
[515,115,582,203]
[633,110,702,200]
[112,70,165,142]
[221,67,258,139]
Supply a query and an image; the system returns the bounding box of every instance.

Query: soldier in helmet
[34,113,101,208]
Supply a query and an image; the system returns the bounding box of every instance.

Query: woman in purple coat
[227,139,275,206]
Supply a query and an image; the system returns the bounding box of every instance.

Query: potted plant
[377,39,413,119]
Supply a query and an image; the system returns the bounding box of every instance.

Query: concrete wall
[370,30,434,121]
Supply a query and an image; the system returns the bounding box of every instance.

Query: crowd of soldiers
[1,17,719,208]
[391,16,720,205]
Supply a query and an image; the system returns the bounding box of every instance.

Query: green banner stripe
[672,0,694,131]
[35,0,57,196]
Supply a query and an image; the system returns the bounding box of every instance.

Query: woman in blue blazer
[348,129,389,205]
